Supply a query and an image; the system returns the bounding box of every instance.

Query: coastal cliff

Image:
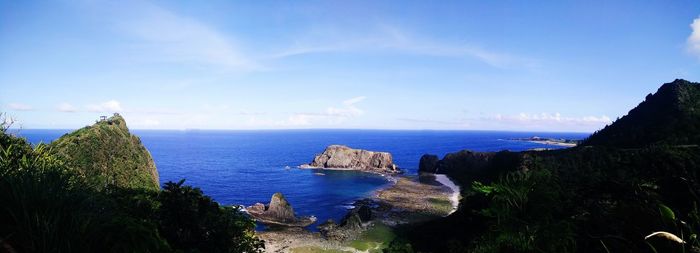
[303,145,400,174]
[48,113,160,190]
[394,79,700,253]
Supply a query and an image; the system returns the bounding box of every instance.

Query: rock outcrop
[302,145,400,174]
[48,113,160,190]
[420,150,524,184]
[246,192,316,227]
[418,154,439,174]
[318,199,374,240]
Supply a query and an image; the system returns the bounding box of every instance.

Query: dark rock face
[318,199,374,240]
[340,203,372,227]
[303,145,400,174]
[418,154,439,173]
[437,150,494,175]
[422,150,524,184]
[246,192,316,227]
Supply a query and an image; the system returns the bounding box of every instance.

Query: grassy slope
[48,114,159,190]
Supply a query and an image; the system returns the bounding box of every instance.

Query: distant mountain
[49,114,160,190]
[582,79,700,147]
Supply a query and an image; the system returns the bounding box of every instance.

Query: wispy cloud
[271,24,536,69]
[87,100,123,113]
[7,103,33,111]
[688,16,700,58]
[397,118,469,126]
[244,96,368,127]
[482,112,611,132]
[489,112,611,125]
[57,103,78,112]
[397,112,610,132]
[116,2,258,71]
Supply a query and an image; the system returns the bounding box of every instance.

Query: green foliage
[644,203,700,252]
[0,129,167,252]
[48,114,160,190]
[383,237,414,253]
[349,224,396,252]
[470,169,575,253]
[0,124,264,253]
[159,179,264,253]
[583,79,700,147]
[396,145,700,252]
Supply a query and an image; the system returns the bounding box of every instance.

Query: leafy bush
[0,120,264,253]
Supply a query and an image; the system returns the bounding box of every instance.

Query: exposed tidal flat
[17,129,584,251]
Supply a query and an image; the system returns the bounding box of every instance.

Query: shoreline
[528,140,577,147]
[255,172,460,252]
[433,174,461,214]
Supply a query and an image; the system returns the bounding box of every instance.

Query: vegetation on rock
[48,114,160,190]
[0,114,264,253]
[583,79,700,147]
[388,80,700,253]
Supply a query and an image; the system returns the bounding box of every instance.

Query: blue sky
[1,1,699,132]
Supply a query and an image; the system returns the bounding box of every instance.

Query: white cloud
[395,112,610,132]
[57,103,78,112]
[286,114,314,126]
[491,112,611,124]
[7,103,33,111]
[325,96,366,118]
[271,25,535,69]
[243,96,368,128]
[117,2,258,71]
[484,112,611,132]
[343,96,366,106]
[87,100,123,113]
[688,16,700,58]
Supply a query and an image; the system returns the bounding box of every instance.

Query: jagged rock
[267,192,296,222]
[247,203,266,215]
[317,199,374,240]
[302,145,400,174]
[418,154,439,174]
[317,219,338,236]
[246,192,316,227]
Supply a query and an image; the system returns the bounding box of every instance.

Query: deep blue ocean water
[16,129,588,229]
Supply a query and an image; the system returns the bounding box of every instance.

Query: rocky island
[300,145,400,174]
[246,192,317,227]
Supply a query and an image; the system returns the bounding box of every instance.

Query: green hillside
[394,80,700,253]
[0,115,264,253]
[582,79,700,147]
[49,113,160,190]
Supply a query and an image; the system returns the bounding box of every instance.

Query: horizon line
[9,127,593,134]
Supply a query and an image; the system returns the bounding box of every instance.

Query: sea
[16,129,588,229]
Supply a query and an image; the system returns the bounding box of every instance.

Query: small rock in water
[245,192,316,227]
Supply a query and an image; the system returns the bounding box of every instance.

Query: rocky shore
[300,145,400,174]
[256,174,460,252]
[246,193,316,227]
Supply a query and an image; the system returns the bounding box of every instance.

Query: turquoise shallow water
[16,129,588,229]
